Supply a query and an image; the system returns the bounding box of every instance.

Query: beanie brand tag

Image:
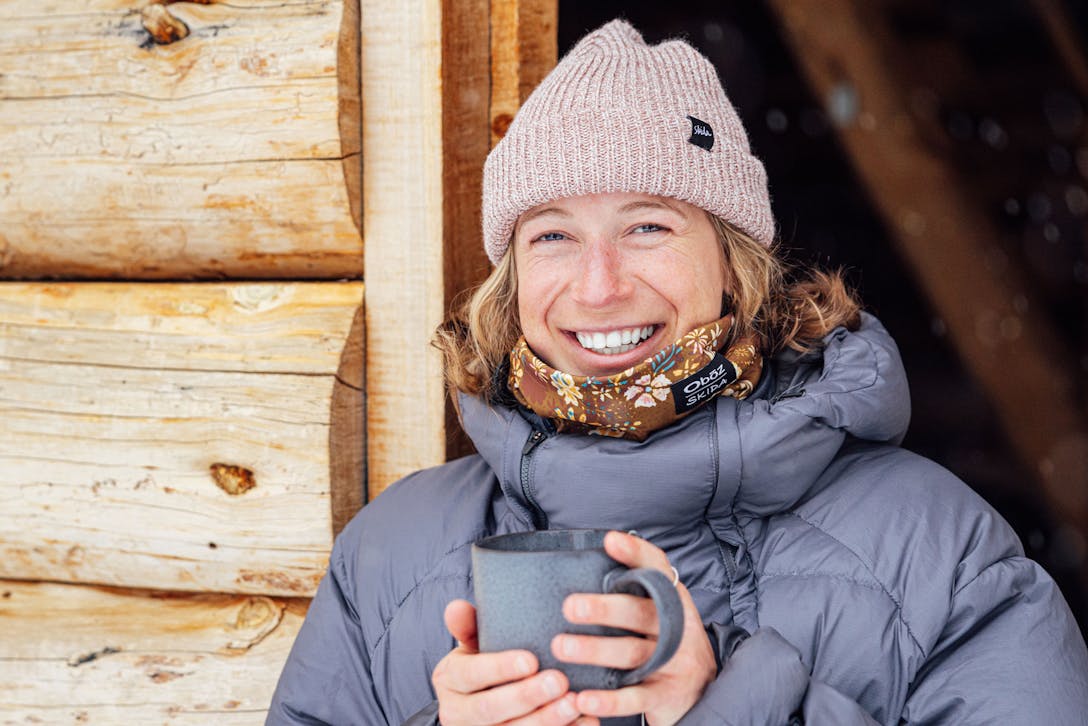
[687,116,714,151]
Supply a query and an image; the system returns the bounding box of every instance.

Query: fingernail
[558,695,577,719]
[583,694,600,711]
[515,653,533,675]
[574,598,590,619]
[559,635,577,657]
[543,673,562,698]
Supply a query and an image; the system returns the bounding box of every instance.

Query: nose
[570,238,632,308]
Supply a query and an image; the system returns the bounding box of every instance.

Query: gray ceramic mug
[471,529,684,692]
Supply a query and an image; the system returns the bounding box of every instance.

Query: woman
[269,20,1088,725]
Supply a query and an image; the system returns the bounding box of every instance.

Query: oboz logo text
[682,361,730,395]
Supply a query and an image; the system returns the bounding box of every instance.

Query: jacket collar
[459,313,910,537]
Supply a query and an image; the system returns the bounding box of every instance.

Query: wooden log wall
[0,0,362,279]
[0,0,557,721]
[0,0,361,715]
[0,282,363,597]
[0,581,308,723]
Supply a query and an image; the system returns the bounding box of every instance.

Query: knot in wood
[141,4,190,45]
[67,646,122,668]
[225,596,284,651]
[0,234,12,269]
[209,463,256,495]
[491,113,514,139]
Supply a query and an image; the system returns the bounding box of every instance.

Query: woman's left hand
[551,530,716,725]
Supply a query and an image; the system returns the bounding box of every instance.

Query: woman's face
[514,191,729,377]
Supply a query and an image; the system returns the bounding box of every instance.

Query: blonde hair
[433,216,861,401]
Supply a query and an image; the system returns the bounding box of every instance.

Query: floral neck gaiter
[508,314,762,441]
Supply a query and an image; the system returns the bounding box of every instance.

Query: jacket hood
[458,313,910,540]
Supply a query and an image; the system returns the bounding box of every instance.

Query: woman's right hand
[432,599,589,725]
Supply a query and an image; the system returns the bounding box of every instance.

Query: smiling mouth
[573,325,659,356]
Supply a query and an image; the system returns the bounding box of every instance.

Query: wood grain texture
[768,0,1088,530]
[361,0,447,498]
[0,0,362,279]
[0,580,306,724]
[0,282,363,595]
[330,304,365,537]
[441,0,490,460]
[338,0,363,235]
[489,0,558,147]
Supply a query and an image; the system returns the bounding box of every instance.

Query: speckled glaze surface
[472,529,683,692]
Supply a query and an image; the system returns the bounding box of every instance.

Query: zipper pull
[519,429,549,530]
[522,429,547,455]
[771,386,805,403]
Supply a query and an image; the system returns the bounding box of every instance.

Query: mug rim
[473,528,613,554]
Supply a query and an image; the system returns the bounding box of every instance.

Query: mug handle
[601,567,685,687]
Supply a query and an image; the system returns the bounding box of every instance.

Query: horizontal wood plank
[0,0,362,279]
[0,580,306,724]
[0,282,363,595]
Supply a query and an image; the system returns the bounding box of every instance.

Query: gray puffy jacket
[268,314,1088,724]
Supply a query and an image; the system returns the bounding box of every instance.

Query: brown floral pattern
[508,314,763,441]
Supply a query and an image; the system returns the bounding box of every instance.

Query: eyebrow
[616,199,686,216]
[520,199,684,224]
[516,198,687,235]
[517,205,573,228]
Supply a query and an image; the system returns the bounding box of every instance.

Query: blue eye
[535,232,567,242]
[632,224,665,234]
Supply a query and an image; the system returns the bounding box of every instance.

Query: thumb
[443,599,479,652]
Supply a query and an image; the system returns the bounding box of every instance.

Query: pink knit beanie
[482,19,775,264]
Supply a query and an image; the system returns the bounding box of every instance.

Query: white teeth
[575,325,656,354]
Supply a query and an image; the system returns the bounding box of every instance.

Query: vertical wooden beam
[443,0,492,460]
[490,0,559,148]
[362,0,447,497]
[364,0,558,491]
[768,1,1088,552]
[331,305,365,534]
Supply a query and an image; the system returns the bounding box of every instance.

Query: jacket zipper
[520,429,549,529]
[718,539,737,583]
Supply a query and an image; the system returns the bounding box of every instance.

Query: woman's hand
[551,531,716,725]
[432,599,588,725]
